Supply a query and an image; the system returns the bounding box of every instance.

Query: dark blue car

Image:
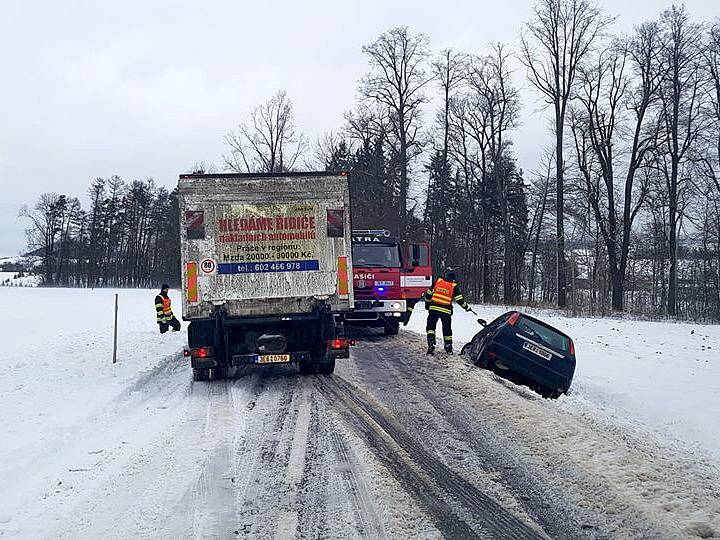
[460,311,576,399]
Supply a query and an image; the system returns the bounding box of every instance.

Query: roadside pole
[112,293,118,364]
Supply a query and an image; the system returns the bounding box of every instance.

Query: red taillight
[183,349,190,357]
[190,346,214,358]
[568,340,575,356]
[507,312,520,326]
[328,338,353,350]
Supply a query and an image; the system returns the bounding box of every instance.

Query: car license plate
[523,342,552,361]
[257,354,290,364]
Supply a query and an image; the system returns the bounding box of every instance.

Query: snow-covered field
[406,304,720,464]
[0,271,41,287]
[0,287,185,537]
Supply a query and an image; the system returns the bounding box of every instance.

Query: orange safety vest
[162,296,172,318]
[430,278,456,306]
[156,294,173,322]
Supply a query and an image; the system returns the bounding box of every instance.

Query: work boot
[426,345,435,355]
[444,345,453,355]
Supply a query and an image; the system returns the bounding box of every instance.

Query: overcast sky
[1,0,717,255]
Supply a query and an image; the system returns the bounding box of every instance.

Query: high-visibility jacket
[423,278,470,315]
[155,294,173,323]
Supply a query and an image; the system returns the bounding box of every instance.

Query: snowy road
[1,288,719,538]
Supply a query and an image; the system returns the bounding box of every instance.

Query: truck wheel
[192,368,208,381]
[211,366,228,380]
[318,359,335,375]
[384,319,400,336]
[299,361,317,375]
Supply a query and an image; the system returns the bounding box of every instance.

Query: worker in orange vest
[155,284,181,334]
[424,270,470,355]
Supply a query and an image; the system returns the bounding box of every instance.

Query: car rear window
[516,316,570,353]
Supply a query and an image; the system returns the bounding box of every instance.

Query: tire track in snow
[327,423,388,539]
[317,375,547,540]
[230,369,302,538]
[372,335,597,539]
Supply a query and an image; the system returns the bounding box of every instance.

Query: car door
[469,312,513,362]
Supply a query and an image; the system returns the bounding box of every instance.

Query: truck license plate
[522,342,552,361]
[257,354,290,364]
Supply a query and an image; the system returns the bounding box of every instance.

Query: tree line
[20,177,179,287]
[21,1,720,321]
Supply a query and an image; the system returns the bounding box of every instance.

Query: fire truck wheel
[384,319,400,336]
[318,359,336,375]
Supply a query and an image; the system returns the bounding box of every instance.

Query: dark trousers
[426,310,452,348]
[159,316,181,334]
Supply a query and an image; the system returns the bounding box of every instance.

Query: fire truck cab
[344,230,432,335]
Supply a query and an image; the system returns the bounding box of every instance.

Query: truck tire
[192,368,208,381]
[318,359,336,375]
[211,366,229,380]
[299,361,317,375]
[384,319,400,336]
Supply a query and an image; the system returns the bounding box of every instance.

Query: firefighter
[155,284,180,334]
[424,270,470,355]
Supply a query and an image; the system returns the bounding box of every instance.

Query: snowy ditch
[405,303,720,467]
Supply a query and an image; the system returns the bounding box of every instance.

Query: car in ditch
[460,311,576,399]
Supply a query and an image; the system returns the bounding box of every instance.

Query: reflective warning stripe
[430,279,456,306]
[429,305,452,314]
[187,262,198,303]
[443,335,453,341]
[426,329,436,335]
[337,256,349,297]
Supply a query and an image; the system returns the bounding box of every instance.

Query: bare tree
[432,49,468,170]
[655,5,707,315]
[569,23,662,310]
[470,44,521,302]
[224,90,309,173]
[360,27,433,237]
[426,49,468,272]
[699,22,720,195]
[19,193,66,284]
[521,0,609,307]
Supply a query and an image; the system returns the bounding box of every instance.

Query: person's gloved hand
[464,305,472,312]
[425,302,430,311]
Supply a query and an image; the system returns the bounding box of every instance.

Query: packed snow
[405,304,720,464]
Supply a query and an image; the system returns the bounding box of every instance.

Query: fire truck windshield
[352,243,402,268]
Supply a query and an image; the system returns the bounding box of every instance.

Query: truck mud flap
[191,358,218,369]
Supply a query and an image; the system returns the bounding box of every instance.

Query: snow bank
[404,304,720,463]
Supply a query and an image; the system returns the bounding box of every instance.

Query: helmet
[445,269,457,282]
[161,283,170,291]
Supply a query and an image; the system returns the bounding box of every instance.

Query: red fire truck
[344,230,432,335]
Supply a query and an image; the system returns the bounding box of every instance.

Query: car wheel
[538,387,562,399]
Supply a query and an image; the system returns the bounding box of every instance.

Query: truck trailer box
[177,172,353,379]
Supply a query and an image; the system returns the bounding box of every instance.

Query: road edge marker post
[112,293,119,364]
